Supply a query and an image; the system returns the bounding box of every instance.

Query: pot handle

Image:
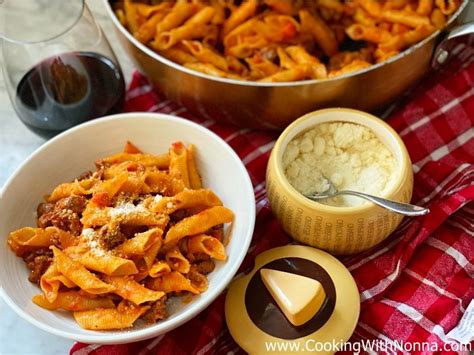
[432,22,474,67]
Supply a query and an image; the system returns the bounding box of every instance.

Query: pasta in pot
[112,0,461,82]
[7,141,233,330]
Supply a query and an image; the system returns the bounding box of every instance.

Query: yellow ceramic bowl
[266,108,414,255]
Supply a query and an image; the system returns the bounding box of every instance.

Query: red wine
[15,51,125,138]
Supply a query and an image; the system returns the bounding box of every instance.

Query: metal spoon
[305,178,430,217]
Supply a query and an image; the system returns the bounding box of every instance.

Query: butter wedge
[260,268,326,326]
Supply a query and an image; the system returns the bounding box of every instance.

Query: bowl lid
[225,245,360,354]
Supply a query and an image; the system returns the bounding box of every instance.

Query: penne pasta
[104,276,165,305]
[115,227,163,257]
[146,271,200,294]
[92,173,129,199]
[52,246,116,295]
[317,0,346,13]
[299,10,338,57]
[33,291,115,311]
[135,8,170,44]
[328,59,371,77]
[157,47,199,65]
[97,152,170,169]
[285,46,328,79]
[259,65,310,82]
[187,234,227,261]
[8,227,77,257]
[246,55,280,79]
[264,0,298,15]
[155,2,198,35]
[135,3,171,19]
[384,0,411,10]
[382,10,431,28]
[40,263,76,303]
[115,0,460,82]
[222,0,258,36]
[8,141,232,330]
[358,0,383,17]
[47,178,96,202]
[151,188,222,215]
[143,171,173,194]
[155,7,216,50]
[166,247,191,273]
[164,206,234,247]
[169,140,191,191]
[182,40,229,71]
[186,144,202,189]
[353,8,377,26]
[137,237,163,278]
[417,0,434,15]
[346,24,392,44]
[380,25,435,52]
[435,0,458,15]
[187,268,209,292]
[277,47,297,69]
[124,0,146,34]
[149,260,172,277]
[81,202,169,228]
[79,252,138,276]
[74,302,150,330]
[211,0,226,25]
[430,8,447,29]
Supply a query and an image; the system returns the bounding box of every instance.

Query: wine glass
[0,0,125,139]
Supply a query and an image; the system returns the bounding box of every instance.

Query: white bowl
[0,113,255,344]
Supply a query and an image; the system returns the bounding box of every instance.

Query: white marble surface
[0,1,133,354]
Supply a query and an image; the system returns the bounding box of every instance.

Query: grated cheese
[154,194,163,203]
[82,228,95,239]
[93,248,106,257]
[166,202,174,209]
[283,122,397,207]
[81,228,107,256]
[109,202,148,218]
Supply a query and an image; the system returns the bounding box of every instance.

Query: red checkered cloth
[71,49,474,355]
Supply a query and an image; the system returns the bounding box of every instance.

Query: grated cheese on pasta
[82,228,106,256]
[109,202,148,218]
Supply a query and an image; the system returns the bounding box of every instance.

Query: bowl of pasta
[104,0,472,129]
[0,113,255,344]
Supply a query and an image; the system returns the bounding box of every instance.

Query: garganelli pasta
[7,141,233,330]
[113,0,461,82]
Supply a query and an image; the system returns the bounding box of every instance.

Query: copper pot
[103,1,473,130]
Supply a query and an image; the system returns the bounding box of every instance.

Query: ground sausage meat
[141,297,168,323]
[208,224,224,241]
[97,223,127,250]
[37,196,87,236]
[54,195,88,214]
[76,170,93,181]
[193,260,215,275]
[37,202,55,218]
[23,248,53,284]
[192,253,211,262]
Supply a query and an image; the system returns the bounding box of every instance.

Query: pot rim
[270,108,412,215]
[104,0,469,87]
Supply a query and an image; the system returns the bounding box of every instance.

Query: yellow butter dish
[225,245,360,355]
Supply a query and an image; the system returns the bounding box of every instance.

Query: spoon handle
[337,191,430,216]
